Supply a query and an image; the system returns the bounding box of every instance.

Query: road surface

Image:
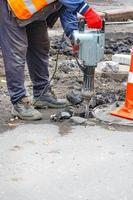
[0,123,133,200]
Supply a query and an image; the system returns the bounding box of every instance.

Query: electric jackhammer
[73,19,105,117]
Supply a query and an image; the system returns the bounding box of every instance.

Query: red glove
[83,8,102,29]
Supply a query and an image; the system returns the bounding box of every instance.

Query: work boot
[12,97,42,120]
[33,90,67,109]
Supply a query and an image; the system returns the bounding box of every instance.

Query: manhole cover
[93,102,133,126]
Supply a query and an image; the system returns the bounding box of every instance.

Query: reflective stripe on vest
[7,0,57,20]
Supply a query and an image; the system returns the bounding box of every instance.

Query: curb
[100,8,133,21]
[54,8,133,28]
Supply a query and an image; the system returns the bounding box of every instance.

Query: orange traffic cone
[111,48,133,120]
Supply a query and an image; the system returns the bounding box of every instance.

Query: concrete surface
[0,123,133,200]
[96,62,129,81]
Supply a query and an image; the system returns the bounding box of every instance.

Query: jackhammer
[72,19,105,117]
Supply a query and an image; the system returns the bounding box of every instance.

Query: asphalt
[0,124,133,200]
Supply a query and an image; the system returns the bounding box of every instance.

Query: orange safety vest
[7,0,57,20]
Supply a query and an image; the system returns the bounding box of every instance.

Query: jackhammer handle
[101,20,105,32]
[78,18,85,32]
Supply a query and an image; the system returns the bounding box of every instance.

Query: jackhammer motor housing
[72,21,105,117]
[73,27,105,66]
[73,21,105,94]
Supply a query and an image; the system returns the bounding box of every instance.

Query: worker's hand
[83,8,102,29]
[68,33,80,54]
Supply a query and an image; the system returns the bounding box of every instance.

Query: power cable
[33,20,81,105]
[33,32,65,105]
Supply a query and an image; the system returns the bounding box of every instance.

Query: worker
[0,0,102,120]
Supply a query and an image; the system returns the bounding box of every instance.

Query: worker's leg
[26,21,50,98]
[0,0,42,120]
[26,21,67,108]
[0,0,27,104]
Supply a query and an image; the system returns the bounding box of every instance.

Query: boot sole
[34,101,67,109]
[12,110,42,121]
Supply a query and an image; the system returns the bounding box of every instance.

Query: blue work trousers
[0,0,50,104]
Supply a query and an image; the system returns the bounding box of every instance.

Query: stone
[65,106,74,116]
[97,61,119,73]
[112,54,131,65]
[50,111,72,122]
[59,60,78,74]
[66,90,84,105]
[70,116,87,125]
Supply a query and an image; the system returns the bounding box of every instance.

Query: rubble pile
[50,87,125,122]
[105,32,133,54]
[50,36,73,56]
[0,28,130,127]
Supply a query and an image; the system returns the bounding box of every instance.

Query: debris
[98,61,119,73]
[70,116,87,125]
[53,74,60,80]
[89,92,117,109]
[112,54,131,65]
[66,90,84,105]
[50,36,73,56]
[115,101,120,107]
[105,33,132,54]
[8,123,17,128]
[50,111,72,122]
[10,118,15,122]
[65,106,74,116]
[89,95,106,108]
[59,60,78,74]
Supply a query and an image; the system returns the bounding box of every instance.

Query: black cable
[50,33,65,81]
[33,20,85,105]
[33,19,81,105]
[75,56,85,71]
[33,32,65,105]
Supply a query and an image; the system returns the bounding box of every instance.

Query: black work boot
[12,97,42,120]
[33,90,67,109]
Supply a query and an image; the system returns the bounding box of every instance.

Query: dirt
[0,52,125,132]
[0,21,133,133]
[105,32,133,54]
